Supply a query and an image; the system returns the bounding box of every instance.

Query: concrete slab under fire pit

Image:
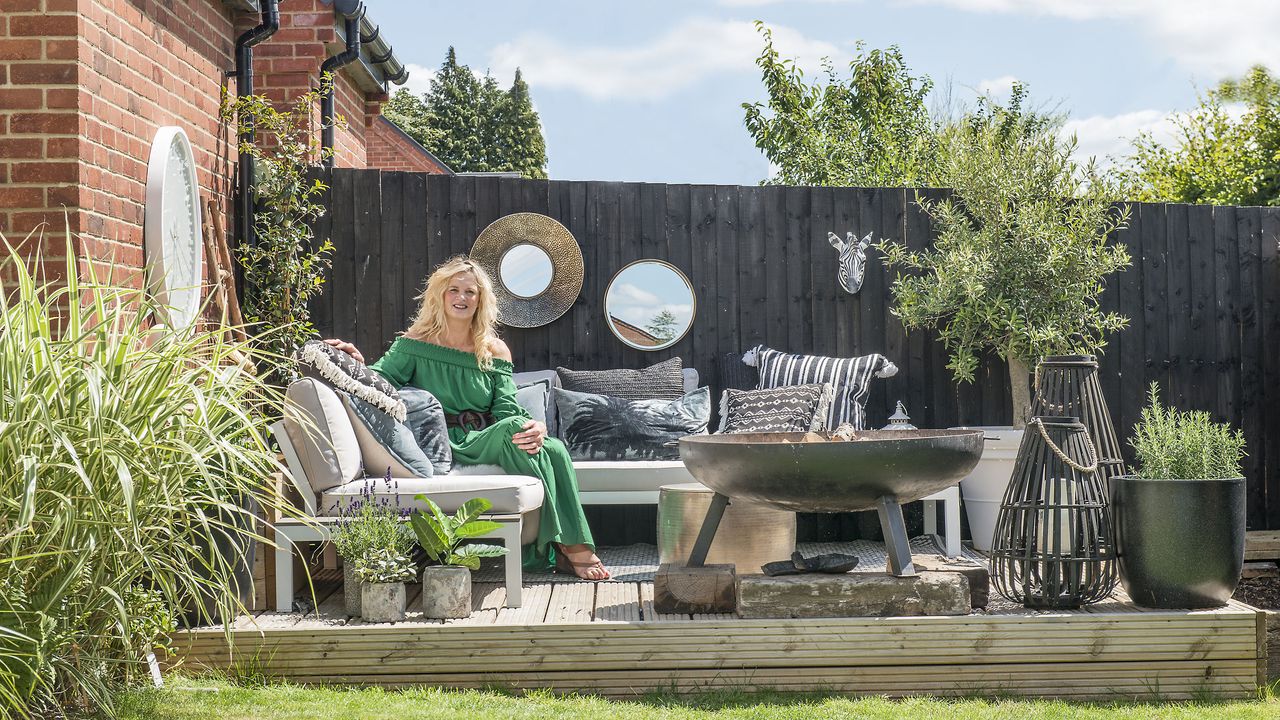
[737,571,970,618]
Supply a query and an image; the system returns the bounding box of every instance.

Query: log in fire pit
[678,429,984,577]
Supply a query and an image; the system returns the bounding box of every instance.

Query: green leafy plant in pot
[878,87,1130,551]
[354,547,416,623]
[410,495,509,619]
[1111,384,1247,608]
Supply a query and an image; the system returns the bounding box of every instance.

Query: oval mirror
[604,260,696,351]
[499,243,554,298]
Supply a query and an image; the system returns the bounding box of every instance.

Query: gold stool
[657,482,795,574]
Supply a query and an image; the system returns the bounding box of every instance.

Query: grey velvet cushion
[342,385,452,478]
[719,383,835,434]
[554,386,710,461]
[282,379,364,493]
[516,379,550,427]
[556,357,685,401]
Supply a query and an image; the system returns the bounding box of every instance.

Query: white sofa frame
[270,420,527,611]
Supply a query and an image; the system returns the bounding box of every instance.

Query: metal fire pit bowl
[678,429,984,577]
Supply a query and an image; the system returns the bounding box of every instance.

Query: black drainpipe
[320,3,365,169]
[233,0,281,251]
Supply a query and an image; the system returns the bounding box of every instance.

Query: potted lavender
[330,472,414,616]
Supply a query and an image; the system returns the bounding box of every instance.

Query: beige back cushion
[283,379,364,493]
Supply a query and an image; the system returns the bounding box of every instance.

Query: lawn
[112,677,1279,720]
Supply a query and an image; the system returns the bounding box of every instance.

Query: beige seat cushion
[283,379,363,493]
[319,473,544,518]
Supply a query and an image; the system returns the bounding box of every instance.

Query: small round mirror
[604,260,696,351]
[499,243,554,298]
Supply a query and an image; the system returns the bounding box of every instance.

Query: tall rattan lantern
[990,416,1118,608]
[1031,355,1125,484]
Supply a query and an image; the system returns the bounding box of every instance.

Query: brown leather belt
[444,410,494,432]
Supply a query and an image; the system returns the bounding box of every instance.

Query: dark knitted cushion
[718,351,759,392]
[296,340,405,422]
[747,346,896,430]
[555,357,684,401]
[553,386,710,461]
[721,383,835,434]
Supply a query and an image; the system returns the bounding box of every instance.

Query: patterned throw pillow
[553,386,710,461]
[720,383,835,434]
[747,346,897,430]
[556,357,685,401]
[296,340,406,422]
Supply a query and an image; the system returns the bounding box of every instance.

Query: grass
[109,676,1280,720]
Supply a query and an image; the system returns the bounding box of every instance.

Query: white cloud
[1061,109,1178,168]
[399,63,435,99]
[487,18,841,101]
[901,1,1280,78]
[977,74,1018,99]
[611,283,661,306]
[1062,102,1248,169]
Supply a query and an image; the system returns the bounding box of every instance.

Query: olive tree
[880,93,1131,426]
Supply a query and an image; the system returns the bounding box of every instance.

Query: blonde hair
[405,255,500,369]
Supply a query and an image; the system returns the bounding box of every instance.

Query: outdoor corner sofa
[269,368,703,611]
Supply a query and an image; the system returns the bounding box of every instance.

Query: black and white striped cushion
[750,346,895,430]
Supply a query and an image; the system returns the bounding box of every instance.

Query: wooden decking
[175,577,1268,700]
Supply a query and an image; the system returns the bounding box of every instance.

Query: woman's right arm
[325,338,414,388]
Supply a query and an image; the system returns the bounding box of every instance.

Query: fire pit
[678,429,984,577]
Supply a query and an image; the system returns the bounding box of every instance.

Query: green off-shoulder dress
[369,337,595,571]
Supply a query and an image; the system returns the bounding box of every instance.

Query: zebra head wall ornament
[827,230,874,295]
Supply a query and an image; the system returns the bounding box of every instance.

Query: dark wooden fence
[310,169,1280,534]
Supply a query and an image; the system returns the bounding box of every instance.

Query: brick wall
[367,116,451,174]
[0,0,236,285]
[251,0,380,169]
[0,0,397,287]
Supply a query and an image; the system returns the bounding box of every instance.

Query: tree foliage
[879,92,1131,424]
[221,77,337,384]
[383,48,548,178]
[743,22,937,186]
[1112,65,1280,206]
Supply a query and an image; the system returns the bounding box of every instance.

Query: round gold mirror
[471,213,583,328]
[604,260,696,351]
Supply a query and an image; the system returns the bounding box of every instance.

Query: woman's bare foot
[555,543,610,581]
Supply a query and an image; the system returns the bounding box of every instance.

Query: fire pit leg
[876,496,918,577]
[686,492,731,568]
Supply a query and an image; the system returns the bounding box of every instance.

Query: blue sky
[370,1,1278,185]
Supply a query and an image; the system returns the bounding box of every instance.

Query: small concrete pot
[421,565,472,619]
[360,582,406,623]
[342,563,362,617]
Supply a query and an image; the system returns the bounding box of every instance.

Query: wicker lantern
[1032,355,1124,484]
[990,416,1118,608]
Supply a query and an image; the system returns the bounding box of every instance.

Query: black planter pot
[179,498,260,627]
[1109,476,1245,609]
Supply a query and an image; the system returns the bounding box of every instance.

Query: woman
[326,256,609,580]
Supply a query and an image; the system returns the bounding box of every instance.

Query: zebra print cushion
[749,346,896,430]
[721,383,835,434]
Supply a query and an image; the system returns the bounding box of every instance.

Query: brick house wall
[367,116,452,174]
[0,0,407,287]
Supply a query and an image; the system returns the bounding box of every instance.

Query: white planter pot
[342,563,362,617]
[360,582,406,623]
[953,426,1025,552]
[421,565,472,619]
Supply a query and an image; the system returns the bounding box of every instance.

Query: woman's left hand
[512,420,547,455]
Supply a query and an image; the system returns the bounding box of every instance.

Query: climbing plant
[220,74,342,383]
